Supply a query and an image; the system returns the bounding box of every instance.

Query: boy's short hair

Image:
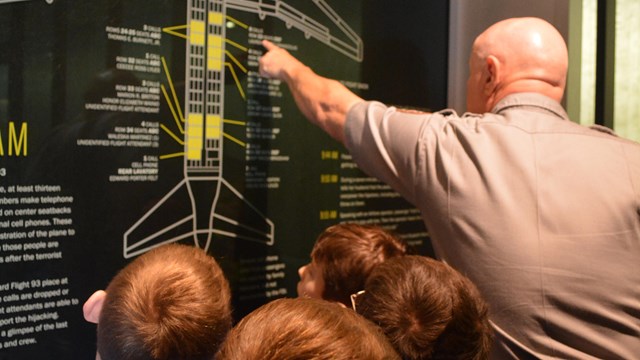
[97,244,232,360]
[356,255,492,360]
[216,297,400,360]
[311,223,407,306]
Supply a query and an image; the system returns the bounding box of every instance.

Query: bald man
[259,17,640,359]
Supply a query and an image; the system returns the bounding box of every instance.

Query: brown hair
[356,256,492,360]
[216,297,400,360]
[97,244,232,360]
[311,223,407,306]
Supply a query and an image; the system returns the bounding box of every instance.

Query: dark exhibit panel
[0,0,447,358]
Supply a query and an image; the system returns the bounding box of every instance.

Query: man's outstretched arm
[259,40,364,144]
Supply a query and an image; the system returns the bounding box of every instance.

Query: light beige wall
[608,0,640,142]
[566,0,597,126]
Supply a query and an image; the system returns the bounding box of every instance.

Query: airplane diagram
[123,0,363,258]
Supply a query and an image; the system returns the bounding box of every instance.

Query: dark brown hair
[97,244,232,360]
[311,223,407,306]
[216,297,400,360]
[356,256,492,360]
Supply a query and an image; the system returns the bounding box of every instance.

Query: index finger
[262,39,278,51]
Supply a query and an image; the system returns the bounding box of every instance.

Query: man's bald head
[466,17,568,113]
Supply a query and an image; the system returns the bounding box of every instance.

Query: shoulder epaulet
[589,124,618,137]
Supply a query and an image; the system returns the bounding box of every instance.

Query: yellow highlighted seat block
[189,20,205,45]
[206,115,222,139]
[209,12,224,25]
[187,149,201,160]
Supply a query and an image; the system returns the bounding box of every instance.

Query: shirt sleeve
[344,101,428,204]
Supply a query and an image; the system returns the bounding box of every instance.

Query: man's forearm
[259,40,363,144]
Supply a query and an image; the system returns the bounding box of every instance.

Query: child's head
[354,255,493,360]
[83,244,232,360]
[297,223,407,307]
[216,297,400,360]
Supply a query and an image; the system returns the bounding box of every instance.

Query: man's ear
[83,290,106,324]
[484,55,500,95]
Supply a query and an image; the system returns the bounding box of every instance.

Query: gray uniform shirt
[345,93,640,359]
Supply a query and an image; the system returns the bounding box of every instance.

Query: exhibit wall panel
[0,0,447,357]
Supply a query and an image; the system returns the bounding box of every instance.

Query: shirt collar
[491,93,570,121]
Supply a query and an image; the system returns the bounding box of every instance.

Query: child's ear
[83,290,107,324]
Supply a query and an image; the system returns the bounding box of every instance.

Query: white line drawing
[123,0,362,258]
[226,0,363,61]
